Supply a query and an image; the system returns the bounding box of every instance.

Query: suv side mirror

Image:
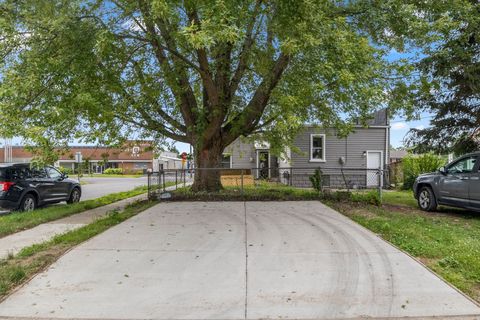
[439,166,447,175]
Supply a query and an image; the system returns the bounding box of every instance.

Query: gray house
[222,109,390,188]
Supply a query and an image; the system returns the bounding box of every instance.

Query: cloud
[414,125,425,130]
[391,122,409,130]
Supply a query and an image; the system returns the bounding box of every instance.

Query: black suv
[0,163,81,211]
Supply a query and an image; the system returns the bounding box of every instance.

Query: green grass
[170,182,321,201]
[0,185,151,238]
[328,200,480,302]
[0,200,156,299]
[382,189,417,208]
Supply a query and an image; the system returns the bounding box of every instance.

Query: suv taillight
[0,182,14,192]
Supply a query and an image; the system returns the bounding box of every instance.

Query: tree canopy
[0,0,459,189]
[407,0,480,154]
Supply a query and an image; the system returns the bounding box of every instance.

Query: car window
[0,168,6,179]
[31,167,48,179]
[447,157,477,174]
[10,167,31,180]
[46,167,63,180]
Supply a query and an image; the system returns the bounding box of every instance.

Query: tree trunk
[191,142,224,192]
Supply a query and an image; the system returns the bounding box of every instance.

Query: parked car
[0,163,81,212]
[413,152,480,211]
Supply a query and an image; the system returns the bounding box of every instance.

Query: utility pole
[3,138,13,163]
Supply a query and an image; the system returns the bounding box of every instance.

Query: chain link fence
[148,167,386,200]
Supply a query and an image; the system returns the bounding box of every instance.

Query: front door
[438,156,477,207]
[258,151,269,179]
[366,151,382,187]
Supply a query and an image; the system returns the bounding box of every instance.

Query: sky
[389,113,432,149]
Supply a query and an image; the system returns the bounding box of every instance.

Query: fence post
[147,172,151,200]
[241,169,244,195]
[175,170,178,190]
[183,169,186,188]
[378,169,383,204]
[157,172,161,195]
[162,170,166,192]
[290,168,293,186]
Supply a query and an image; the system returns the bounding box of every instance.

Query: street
[80,176,148,200]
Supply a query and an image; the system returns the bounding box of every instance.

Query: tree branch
[137,0,197,127]
[183,6,219,107]
[229,0,262,99]
[132,61,187,133]
[222,52,290,146]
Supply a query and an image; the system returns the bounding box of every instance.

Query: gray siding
[289,127,388,188]
[291,127,388,169]
[224,138,255,169]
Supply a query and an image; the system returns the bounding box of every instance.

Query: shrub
[402,153,445,190]
[57,167,73,175]
[104,168,123,175]
[350,190,381,206]
[309,168,323,193]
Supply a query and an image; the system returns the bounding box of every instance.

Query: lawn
[382,189,417,208]
[0,185,151,238]
[0,199,156,299]
[328,193,480,302]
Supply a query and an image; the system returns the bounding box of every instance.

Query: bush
[350,190,381,206]
[104,168,123,175]
[57,167,73,175]
[402,153,445,190]
[309,168,323,193]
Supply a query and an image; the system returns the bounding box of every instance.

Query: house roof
[390,150,408,159]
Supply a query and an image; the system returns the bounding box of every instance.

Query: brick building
[0,141,154,173]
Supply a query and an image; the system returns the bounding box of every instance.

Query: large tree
[0,0,450,191]
[407,0,479,154]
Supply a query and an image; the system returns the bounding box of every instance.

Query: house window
[221,154,232,168]
[310,134,326,162]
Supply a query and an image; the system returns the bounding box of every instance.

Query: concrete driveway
[0,201,479,319]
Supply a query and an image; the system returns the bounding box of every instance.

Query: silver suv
[413,153,480,211]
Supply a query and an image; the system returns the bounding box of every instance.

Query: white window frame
[309,134,326,162]
[221,153,233,168]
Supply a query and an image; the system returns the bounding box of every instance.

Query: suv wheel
[20,194,37,212]
[67,188,81,204]
[418,186,437,212]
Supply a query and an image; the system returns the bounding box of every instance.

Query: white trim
[385,126,389,165]
[309,134,326,162]
[366,150,384,187]
[221,153,233,168]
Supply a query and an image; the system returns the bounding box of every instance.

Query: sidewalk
[0,193,147,259]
